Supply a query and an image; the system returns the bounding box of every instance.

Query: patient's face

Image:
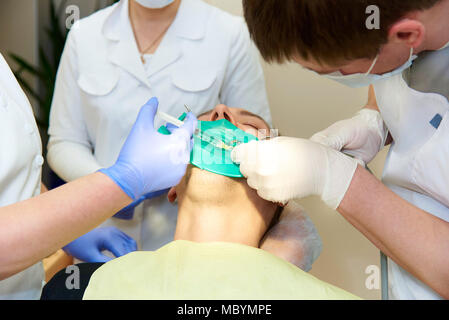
[196,104,271,137]
[168,105,275,215]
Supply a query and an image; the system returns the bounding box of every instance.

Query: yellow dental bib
[83,240,359,300]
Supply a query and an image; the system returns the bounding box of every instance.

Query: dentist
[234,0,449,299]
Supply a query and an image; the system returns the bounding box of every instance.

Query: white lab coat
[47,0,271,251]
[373,45,449,299]
[0,54,45,299]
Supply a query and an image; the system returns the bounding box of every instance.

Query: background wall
[0,1,38,66]
[0,0,389,299]
[0,0,39,106]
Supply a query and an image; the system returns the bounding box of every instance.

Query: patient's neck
[174,197,271,248]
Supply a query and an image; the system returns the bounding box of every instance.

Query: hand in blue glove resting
[63,227,137,262]
[113,189,169,220]
[99,97,197,200]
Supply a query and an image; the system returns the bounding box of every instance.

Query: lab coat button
[34,155,44,167]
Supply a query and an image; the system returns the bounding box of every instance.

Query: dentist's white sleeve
[47,31,101,182]
[219,18,272,125]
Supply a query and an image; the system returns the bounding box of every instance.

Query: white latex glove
[231,137,359,208]
[310,109,388,166]
[260,201,322,272]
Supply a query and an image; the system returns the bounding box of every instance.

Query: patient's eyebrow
[238,110,267,123]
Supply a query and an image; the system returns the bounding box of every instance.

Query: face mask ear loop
[364,46,412,76]
[409,47,414,60]
[365,54,379,75]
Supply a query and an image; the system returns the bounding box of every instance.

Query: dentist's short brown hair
[243,0,442,65]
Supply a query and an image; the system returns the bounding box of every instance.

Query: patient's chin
[191,167,239,188]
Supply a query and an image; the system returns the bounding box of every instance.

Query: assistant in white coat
[47,0,271,251]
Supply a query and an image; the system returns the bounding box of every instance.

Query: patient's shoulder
[83,251,155,300]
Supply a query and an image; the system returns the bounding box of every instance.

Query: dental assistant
[234,0,449,299]
[47,0,271,260]
[0,48,196,299]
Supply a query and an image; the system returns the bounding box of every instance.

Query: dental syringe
[156,110,185,127]
[157,105,271,151]
[183,104,239,150]
[156,104,195,127]
[193,127,238,151]
[157,109,231,150]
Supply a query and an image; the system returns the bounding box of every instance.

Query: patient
[168,105,310,256]
[81,106,358,300]
[171,105,320,265]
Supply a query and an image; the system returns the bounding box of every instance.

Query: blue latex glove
[113,189,169,220]
[99,97,197,200]
[63,227,137,262]
[165,123,194,150]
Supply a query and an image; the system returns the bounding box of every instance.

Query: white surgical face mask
[135,0,175,8]
[323,48,417,88]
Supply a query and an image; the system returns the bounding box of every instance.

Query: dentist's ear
[388,19,425,49]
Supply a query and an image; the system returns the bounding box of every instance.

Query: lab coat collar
[103,0,207,41]
[103,0,151,86]
[102,1,122,41]
[170,0,208,41]
[102,0,208,83]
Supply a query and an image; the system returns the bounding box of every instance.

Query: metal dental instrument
[185,104,274,151]
[184,104,226,148]
[194,127,237,151]
[184,104,192,113]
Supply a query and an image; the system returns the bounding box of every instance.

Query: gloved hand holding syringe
[157,109,235,150]
[157,105,275,151]
[157,104,279,180]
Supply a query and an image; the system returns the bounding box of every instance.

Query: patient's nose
[209,104,237,126]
